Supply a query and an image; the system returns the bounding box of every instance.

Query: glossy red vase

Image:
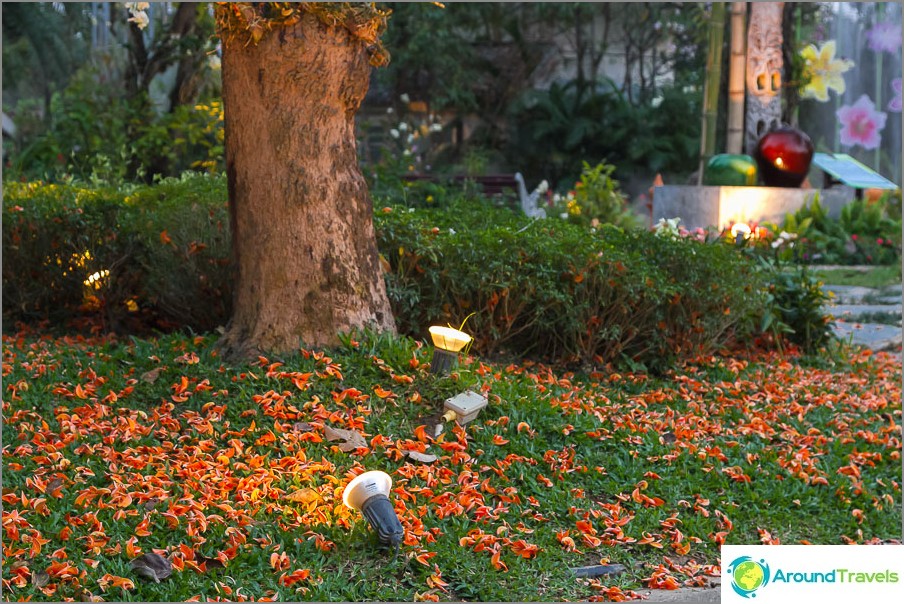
[754,126,814,188]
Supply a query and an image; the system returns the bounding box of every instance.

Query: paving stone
[832,321,902,352]
[827,303,902,318]
[821,285,882,304]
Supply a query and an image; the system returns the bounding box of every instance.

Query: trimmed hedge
[2,176,231,333]
[375,203,767,368]
[4,175,771,368]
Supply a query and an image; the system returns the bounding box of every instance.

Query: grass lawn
[811,265,903,289]
[2,329,901,602]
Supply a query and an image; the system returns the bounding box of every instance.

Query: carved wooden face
[748,44,783,98]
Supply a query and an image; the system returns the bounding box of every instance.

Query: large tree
[213,3,396,359]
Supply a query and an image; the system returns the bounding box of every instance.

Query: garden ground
[2,326,900,602]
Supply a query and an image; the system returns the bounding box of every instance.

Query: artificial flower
[865,22,902,54]
[889,78,902,113]
[800,41,853,102]
[836,94,887,150]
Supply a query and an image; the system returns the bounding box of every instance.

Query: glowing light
[428,326,472,352]
[774,157,785,168]
[730,223,752,239]
[84,269,110,289]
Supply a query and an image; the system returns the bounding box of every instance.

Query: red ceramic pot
[754,126,814,188]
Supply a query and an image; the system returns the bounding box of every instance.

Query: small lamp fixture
[342,470,404,548]
[428,326,472,375]
[730,222,752,245]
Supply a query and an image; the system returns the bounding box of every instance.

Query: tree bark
[216,11,396,360]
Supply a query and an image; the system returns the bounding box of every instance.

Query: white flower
[398,122,408,132]
[386,107,394,114]
[653,217,682,237]
[559,212,569,220]
[407,134,414,144]
[449,228,456,235]
[535,180,549,194]
[430,123,443,133]
[402,149,412,156]
[400,93,411,104]
[389,129,399,139]
[128,9,149,29]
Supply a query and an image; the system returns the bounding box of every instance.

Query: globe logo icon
[727,556,771,598]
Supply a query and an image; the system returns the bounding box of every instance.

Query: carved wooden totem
[745,2,784,154]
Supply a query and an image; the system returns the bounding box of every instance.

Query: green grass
[2,329,901,602]
[812,265,903,288]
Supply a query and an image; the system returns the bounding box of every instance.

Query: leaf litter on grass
[1,329,901,601]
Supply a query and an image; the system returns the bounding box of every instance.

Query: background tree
[213,3,395,359]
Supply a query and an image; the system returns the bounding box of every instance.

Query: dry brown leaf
[196,553,225,570]
[141,367,164,384]
[130,553,172,583]
[284,488,321,504]
[31,570,49,588]
[293,422,315,432]
[406,451,438,463]
[323,425,367,452]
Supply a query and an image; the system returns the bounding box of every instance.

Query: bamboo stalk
[726,2,747,154]
[874,3,884,171]
[698,2,727,184]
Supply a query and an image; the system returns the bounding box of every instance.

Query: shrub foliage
[2,176,231,333]
[4,176,799,368]
[375,203,767,368]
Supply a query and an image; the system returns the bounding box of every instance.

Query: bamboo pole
[874,3,884,171]
[698,2,727,184]
[726,2,747,154]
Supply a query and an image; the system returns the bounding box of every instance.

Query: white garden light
[428,326,472,374]
[342,470,404,548]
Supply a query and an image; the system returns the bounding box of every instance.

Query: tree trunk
[216,11,396,360]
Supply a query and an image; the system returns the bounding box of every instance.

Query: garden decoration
[342,470,405,549]
[514,172,548,218]
[702,154,758,186]
[754,125,815,188]
[745,2,784,154]
[428,326,472,375]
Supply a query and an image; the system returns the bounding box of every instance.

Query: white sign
[721,545,904,602]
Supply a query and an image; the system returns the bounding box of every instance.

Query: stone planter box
[651,185,854,231]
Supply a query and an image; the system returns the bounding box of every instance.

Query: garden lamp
[730,222,752,245]
[342,470,404,548]
[428,326,472,375]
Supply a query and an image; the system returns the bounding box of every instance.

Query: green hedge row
[5,175,776,367]
[375,204,768,368]
[2,176,232,333]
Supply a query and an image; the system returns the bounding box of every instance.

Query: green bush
[6,177,827,369]
[774,194,902,265]
[758,260,835,353]
[2,174,231,332]
[375,201,768,369]
[7,64,224,184]
[548,161,642,229]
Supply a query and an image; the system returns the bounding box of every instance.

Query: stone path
[822,283,902,352]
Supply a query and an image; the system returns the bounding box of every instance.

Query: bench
[402,173,518,196]
[401,172,547,218]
